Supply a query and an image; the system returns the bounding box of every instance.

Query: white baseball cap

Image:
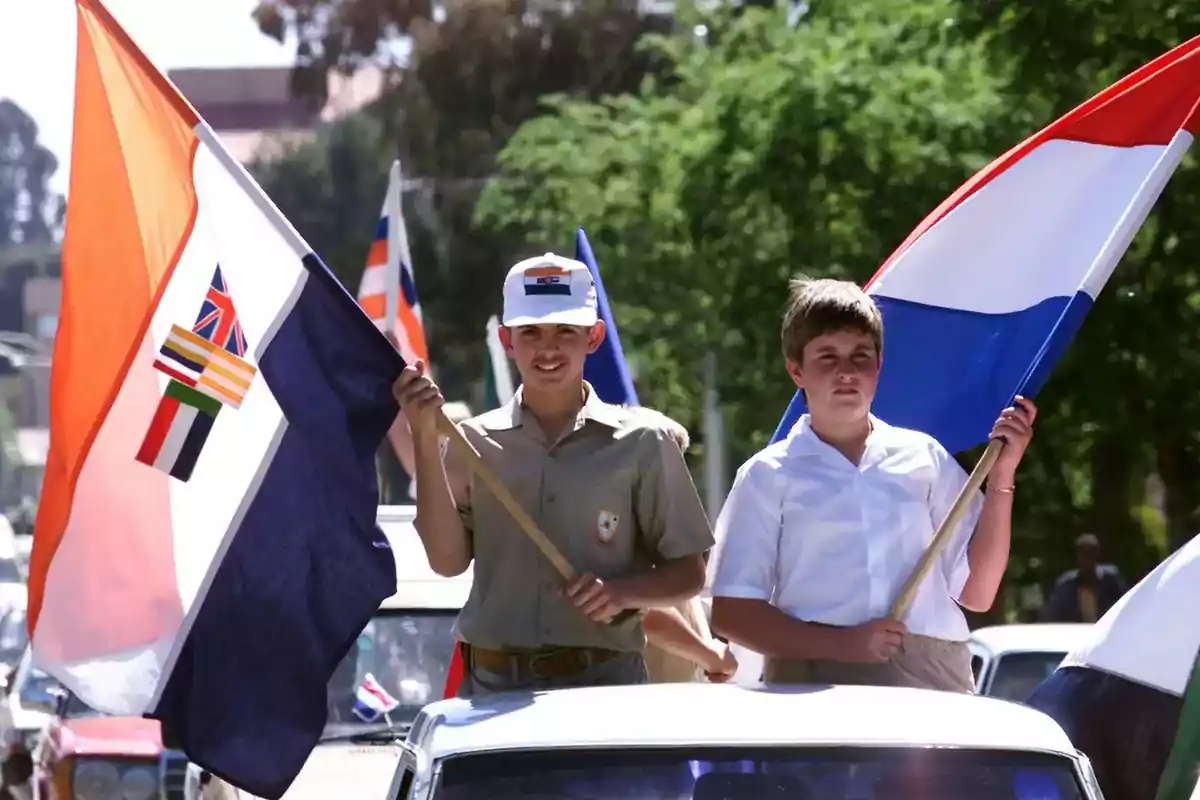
[501,252,598,327]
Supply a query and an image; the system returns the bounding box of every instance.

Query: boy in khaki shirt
[395,253,720,695]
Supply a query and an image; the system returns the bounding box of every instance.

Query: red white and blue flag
[356,161,428,366]
[771,35,1200,452]
[352,673,400,723]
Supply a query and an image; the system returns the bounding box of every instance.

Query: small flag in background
[357,161,428,487]
[771,35,1200,452]
[29,2,402,798]
[357,160,428,366]
[576,228,639,406]
[483,315,516,411]
[352,673,400,723]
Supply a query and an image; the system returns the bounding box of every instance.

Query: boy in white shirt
[708,278,1037,692]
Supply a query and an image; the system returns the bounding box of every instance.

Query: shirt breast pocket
[881,475,937,551]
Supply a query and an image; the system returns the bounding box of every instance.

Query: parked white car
[387,682,1103,799]
[191,505,473,799]
[968,623,1093,702]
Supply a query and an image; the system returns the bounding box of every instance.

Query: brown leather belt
[464,643,621,679]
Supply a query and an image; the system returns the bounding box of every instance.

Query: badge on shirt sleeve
[596,510,620,545]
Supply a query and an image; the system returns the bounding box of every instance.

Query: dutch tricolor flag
[771,33,1200,454]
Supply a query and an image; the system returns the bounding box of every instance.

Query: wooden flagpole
[888,439,1004,620]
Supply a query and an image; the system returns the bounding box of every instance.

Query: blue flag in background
[576,228,639,406]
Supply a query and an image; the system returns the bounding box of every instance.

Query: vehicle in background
[0,648,189,800]
[388,683,1103,799]
[968,623,1093,702]
[190,505,473,799]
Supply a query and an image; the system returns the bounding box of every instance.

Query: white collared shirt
[708,414,982,641]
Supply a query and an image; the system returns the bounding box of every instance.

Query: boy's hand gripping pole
[435,410,639,624]
[888,438,1004,621]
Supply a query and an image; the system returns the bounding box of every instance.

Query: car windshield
[990,651,1068,702]
[433,746,1085,799]
[322,608,457,737]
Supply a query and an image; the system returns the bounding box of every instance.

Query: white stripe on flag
[358,263,390,300]
[153,404,198,473]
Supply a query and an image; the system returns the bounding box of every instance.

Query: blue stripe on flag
[576,228,639,406]
[524,284,572,296]
[373,216,387,240]
[170,411,215,482]
[149,252,404,800]
[769,292,1092,452]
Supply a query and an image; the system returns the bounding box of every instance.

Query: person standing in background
[1041,534,1127,623]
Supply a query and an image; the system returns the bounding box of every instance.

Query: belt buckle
[527,651,560,679]
[528,649,586,679]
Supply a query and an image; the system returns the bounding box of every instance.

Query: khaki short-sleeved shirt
[445,383,714,652]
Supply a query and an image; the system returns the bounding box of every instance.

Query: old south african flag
[135,266,256,481]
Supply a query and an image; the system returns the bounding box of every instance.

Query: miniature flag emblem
[523,265,572,296]
[352,673,400,723]
[137,266,257,481]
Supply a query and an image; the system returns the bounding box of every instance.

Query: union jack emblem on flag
[193,266,248,356]
[135,265,258,482]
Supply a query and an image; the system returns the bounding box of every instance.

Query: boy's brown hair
[781,277,883,364]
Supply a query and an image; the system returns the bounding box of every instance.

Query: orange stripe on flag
[398,303,428,362]
[359,294,386,320]
[28,0,200,655]
[365,239,387,267]
[524,266,567,278]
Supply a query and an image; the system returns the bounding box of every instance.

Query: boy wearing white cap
[394,253,717,695]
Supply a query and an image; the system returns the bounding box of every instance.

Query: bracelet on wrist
[987,483,1015,494]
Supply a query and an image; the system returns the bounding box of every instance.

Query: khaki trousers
[763,632,975,693]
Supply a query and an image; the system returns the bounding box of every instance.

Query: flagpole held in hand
[434,409,639,625]
[887,438,1004,621]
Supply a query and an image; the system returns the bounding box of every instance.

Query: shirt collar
[478,381,625,432]
[787,413,891,462]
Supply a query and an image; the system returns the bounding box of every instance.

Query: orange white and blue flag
[357,161,428,366]
[29,2,403,797]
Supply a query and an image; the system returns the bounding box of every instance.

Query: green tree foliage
[252,0,675,403]
[477,0,1023,482]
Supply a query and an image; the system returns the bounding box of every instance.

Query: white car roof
[408,683,1077,761]
[970,623,1092,656]
[377,505,472,610]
